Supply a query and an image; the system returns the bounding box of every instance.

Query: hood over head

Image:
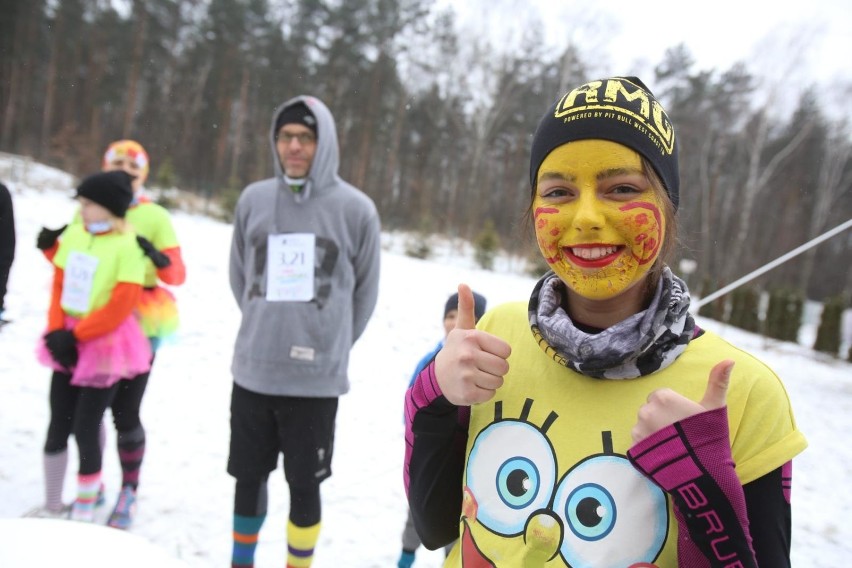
[269,96,340,203]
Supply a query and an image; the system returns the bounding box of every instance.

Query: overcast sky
[440,0,851,89]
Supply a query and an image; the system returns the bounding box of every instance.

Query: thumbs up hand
[631,360,734,444]
[435,284,512,406]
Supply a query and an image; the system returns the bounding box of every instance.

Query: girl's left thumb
[701,360,734,410]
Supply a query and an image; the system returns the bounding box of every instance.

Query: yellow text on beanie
[529,76,679,209]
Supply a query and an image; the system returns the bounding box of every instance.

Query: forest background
[1,0,850,304]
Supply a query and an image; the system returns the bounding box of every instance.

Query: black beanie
[275,102,318,138]
[445,291,487,322]
[75,170,134,218]
[529,77,679,209]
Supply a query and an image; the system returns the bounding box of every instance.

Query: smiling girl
[405,77,807,567]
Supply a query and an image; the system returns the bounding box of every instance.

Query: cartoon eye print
[466,407,558,537]
[552,440,667,568]
[464,401,669,567]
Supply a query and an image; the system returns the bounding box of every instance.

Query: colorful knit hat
[102,140,150,182]
[529,77,680,209]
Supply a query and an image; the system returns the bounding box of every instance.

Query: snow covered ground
[1,155,850,567]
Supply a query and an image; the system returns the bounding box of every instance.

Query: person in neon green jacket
[33,171,151,523]
[36,140,186,529]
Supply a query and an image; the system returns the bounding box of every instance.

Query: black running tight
[44,371,117,474]
[234,477,321,526]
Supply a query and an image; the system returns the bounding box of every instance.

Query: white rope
[694,218,852,309]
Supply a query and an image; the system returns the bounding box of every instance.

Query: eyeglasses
[278,132,317,145]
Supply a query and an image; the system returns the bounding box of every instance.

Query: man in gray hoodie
[228,96,381,568]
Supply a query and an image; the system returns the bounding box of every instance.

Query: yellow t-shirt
[53,223,145,316]
[445,301,807,568]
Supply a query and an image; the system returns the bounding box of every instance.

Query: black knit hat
[274,102,318,138]
[445,291,487,322]
[75,170,134,218]
[529,77,680,209]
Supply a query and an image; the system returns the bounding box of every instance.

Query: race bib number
[61,251,99,313]
[266,233,315,302]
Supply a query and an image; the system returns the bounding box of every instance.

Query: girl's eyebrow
[538,171,574,184]
[538,167,643,184]
[598,167,642,180]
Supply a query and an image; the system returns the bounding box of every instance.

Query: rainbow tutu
[137,286,179,348]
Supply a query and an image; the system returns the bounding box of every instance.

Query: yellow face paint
[533,140,665,300]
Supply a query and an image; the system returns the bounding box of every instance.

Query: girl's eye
[540,187,570,199]
[609,184,642,196]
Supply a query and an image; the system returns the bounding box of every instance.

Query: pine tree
[404,217,433,260]
[473,219,500,270]
[814,296,846,356]
[729,286,761,333]
[765,288,803,342]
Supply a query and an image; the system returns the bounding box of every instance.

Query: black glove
[44,329,78,370]
[136,235,172,269]
[36,224,67,251]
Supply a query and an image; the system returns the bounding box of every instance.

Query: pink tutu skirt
[36,315,152,388]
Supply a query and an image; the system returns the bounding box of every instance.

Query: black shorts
[227,383,338,486]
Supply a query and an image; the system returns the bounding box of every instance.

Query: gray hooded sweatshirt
[229,96,381,397]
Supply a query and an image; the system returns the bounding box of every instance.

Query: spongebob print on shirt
[442,299,807,567]
[458,397,669,567]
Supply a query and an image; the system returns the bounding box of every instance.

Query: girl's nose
[572,193,605,232]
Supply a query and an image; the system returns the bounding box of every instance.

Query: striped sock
[398,550,416,568]
[287,520,321,568]
[71,472,102,522]
[117,426,145,489]
[232,514,265,568]
[43,450,68,512]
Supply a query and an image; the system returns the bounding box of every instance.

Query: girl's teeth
[572,246,617,259]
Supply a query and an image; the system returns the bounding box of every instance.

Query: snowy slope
[0,155,849,567]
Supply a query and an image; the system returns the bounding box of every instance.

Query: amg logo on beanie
[530,77,680,209]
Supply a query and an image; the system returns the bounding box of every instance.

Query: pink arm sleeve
[628,407,758,567]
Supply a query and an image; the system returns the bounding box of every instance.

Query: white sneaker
[22,504,71,519]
